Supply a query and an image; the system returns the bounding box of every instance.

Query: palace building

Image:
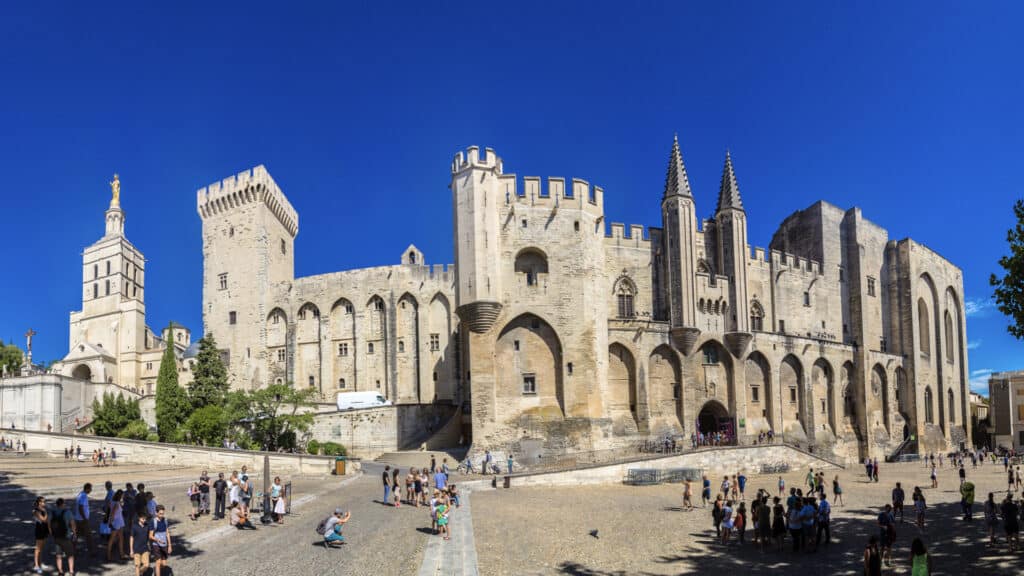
[199,138,971,462]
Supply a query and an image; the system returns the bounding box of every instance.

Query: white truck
[336,391,392,411]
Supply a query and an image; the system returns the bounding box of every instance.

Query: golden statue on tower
[110,173,121,206]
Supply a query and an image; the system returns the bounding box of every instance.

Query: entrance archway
[72,364,92,381]
[697,400,732,441]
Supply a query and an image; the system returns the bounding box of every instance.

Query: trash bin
[334,457,347,476]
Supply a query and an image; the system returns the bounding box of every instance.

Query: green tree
[182,405,229,446]
[227,383,315,451]
[0,341,23,376]
[117,419,152,440]
[189,333,230,409]
[90,392,142,437]
[155,323,191,441]
[992,199,1024,339]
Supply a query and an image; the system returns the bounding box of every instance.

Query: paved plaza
[472,459,1024,575]
[4,450,1024,575]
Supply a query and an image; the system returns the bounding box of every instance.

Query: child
[437,495,451,541]
[448,484,460,508]
[188,482,200,521]
[130,514,150,576]
[683,479,693,510]
[778,476,785,496]
[148,505,172,576]
[429,490,440,534]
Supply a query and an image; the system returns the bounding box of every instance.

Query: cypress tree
[189,333,229,409]
[155,323,190,441]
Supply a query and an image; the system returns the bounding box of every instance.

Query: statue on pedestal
[110,174,121,206]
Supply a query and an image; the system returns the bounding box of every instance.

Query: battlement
[451,146,503,174]
[604,223,651,247]
[196,165,299,237]
[768,249,823,276]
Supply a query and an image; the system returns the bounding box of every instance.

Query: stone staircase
[375,449,467,469]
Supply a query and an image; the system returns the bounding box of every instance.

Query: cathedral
[200,137,970,462]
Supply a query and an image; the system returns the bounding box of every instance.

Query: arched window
[308,376,315,387]
[338,378,346,389]
[750,300,765,331]
[398,340,405,353]
[944,312,954,364]
[918,298,930,355]
[697,259,711,274]
[515,248,548,288]
[713,301,720,315]
[947,389,955,424]
[924,387,934,423]
[615,277,636,318]
[699,298,705,314]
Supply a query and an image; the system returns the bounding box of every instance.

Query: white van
[336,391,392,411]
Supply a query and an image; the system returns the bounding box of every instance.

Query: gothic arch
[72,364,92,381]
[924,386,934,424]
[514,248,549,288]
[428,293,453,401]
[613,275,637,318]
[649,344,683,429]
[812,358,835,434]
[608,343,639,428]
[744,352,772,432]
[780,354,806,437]
[697,399,730,438]
[696,339,734,415]
[749,299,765,331]
[364,295,388,398]
[872,364,889,434]
[496,313,564,417]
[396,293,420,402]
[330,298,357,393]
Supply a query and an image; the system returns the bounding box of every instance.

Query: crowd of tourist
[379,459,460,542]
[692,451,1024,575]
[27,465,290,575]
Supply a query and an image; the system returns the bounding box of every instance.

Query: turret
[661,135,701,353]
[451,146,504,333]
[715,152,752,357]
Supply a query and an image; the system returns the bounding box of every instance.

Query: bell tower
[714,152,753,357]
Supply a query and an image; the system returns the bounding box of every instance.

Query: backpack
[315,516,332,536]
[52,509,69,538]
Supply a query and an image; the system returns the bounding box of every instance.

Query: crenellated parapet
[604,222,652,247]
[768,249,824,277]
[196,165,299,237]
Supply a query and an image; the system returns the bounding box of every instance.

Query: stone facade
[0,374,151,432]
[989,370,1024,451]
[197,138,970,464]
[197,167,459,408]
[452,139,970,463]
[54,181,195,395]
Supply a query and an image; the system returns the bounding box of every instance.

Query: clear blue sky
[1,2,1021,394]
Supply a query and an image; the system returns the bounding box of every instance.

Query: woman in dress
[720,500,734,545]
[833,475,844,506]
[771,496,786,552]
[909,537,932,576]
[106,489,127,561]
[32,496,48,575]
[271,477,285,523]
[392,467,402,507]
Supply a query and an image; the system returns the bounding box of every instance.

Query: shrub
[320,442,347,456]
[307,439,321,455]
[117,420,151,440]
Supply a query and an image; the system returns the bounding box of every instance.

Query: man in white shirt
[73,483,95,556]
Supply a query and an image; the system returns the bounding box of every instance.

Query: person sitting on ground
[228,502,255,529]
[324,508,351,545]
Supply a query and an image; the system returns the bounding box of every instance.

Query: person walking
[771,496,786,552]
[149,505,172,576]
[910,537,932,576]
[702,474,712,507]
[960,479,975,522]
[130,513,151,576]
[930,464,938,489]
[778,476,785,497]
[833,475,844,506]
[984,492,1001,546]
[720,499,734,545]
[382,465,392,506]
[877,504,896,567]
[106,490,127,561]
[712,495,724,538]
[683,478,694,510]
[437,495,451,541]
[392,467,402,507]
[892,483,906,523]
[872,458,880,483]
[737,471,747,501]
[50,498,76,576]
[913,487,927,529]
[864,535,882,576]
[507,453,514,474]
[958,464,966,486]
[32,496,49,574]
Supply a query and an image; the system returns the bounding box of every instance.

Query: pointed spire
[663,134,693,198]
[716,150,744,213]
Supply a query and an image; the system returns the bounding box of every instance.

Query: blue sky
[1,2,1021,394]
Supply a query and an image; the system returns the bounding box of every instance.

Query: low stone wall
[506,444,840,488]
[309,403,459,459]
[6,430,343,476]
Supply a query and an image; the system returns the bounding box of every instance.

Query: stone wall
[507,444,841,488]
[309,403,459,459]
[7,430,342,476]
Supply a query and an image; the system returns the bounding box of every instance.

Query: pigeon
[589,529,599,539]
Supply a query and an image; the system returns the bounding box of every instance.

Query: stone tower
[197,166,298,389]
[714,152,752,357]
[451,147,504,333]
[661,136,701,353]
[64,176,147,387]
